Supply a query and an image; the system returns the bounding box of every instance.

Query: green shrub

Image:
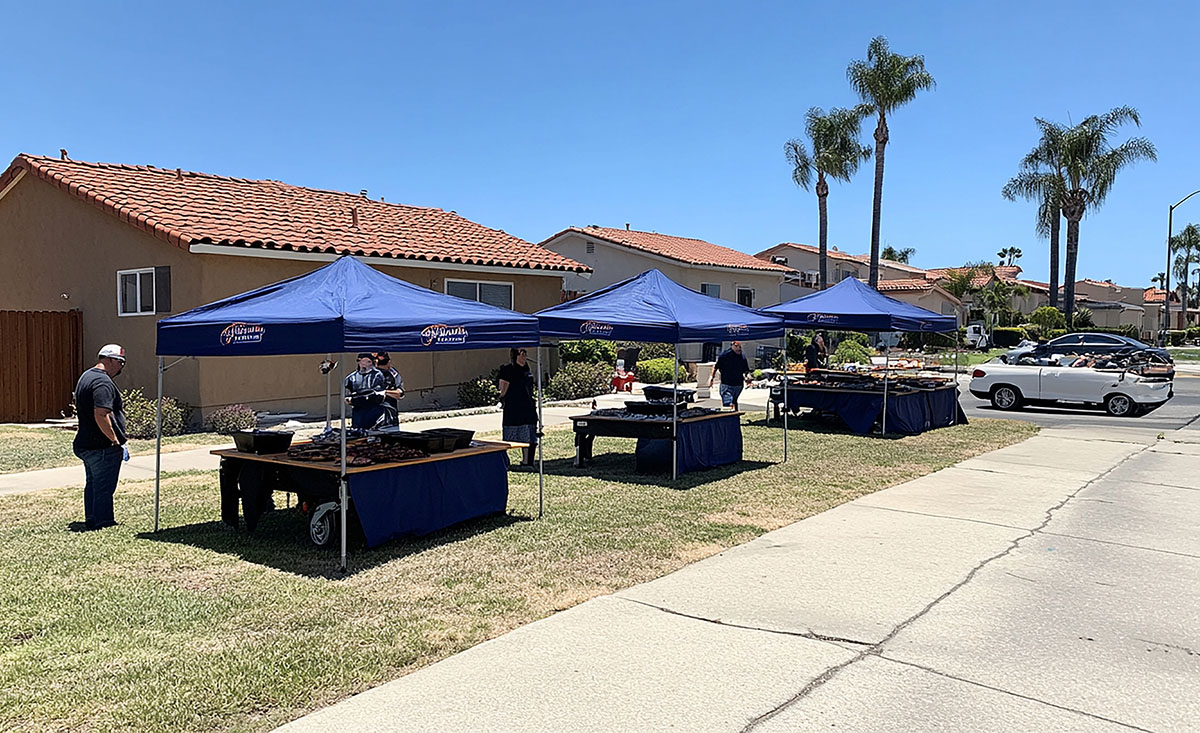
[458,374,501,408]
[991,327,1026,347]
[545,362,612,401]
[1020,324,1041,341]
[207,404,257,434]
[1072,306,1095,328]
[1029,306,1065,331]
[1169,330,1187,346]
[831,340,872,365]
[121,388,188,438]
[786,332,810,362]
[1187,327,1200,342]
[1069,324,1139,339]
[840,332,870,347]
[1046,328,1068,340]
[559,340,617,365]
[637,357,688,384]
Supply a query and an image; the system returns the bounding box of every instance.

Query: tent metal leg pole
[339,358,348,574]
[537,345,544,519]
[325,353,332,430]
[154,357,163,533]
[954,331,961,426]
[783,329,789,462]
[672,344,678,482]
[881,349,889,435]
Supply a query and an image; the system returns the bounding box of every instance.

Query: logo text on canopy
[220,322,266,345]
[421,324,469,346]
[579,321,614,337]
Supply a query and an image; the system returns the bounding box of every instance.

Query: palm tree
[880,245,915,263]
[1055,107,1156,327]
[996,246,1023,266]
[1171,223,1200,326]
[1003,121,1067,311]
[847,36,935,287]
[1151,272,1166,289]
[785,106,872,289]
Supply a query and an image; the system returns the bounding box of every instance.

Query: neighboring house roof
[864,278,962,304]
[0,153,588,273]
[1016,279,1050,292]
[1084,300,1144,312]
[1143,287,1178,303]
[553,226,793,273]
[756,242,865,266]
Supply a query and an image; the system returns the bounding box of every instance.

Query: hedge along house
[0,153,588,422]
[539,225,794,364]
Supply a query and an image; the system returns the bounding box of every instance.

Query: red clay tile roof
[756,242,866,265]
[872,278,935,292]
[558,226,792,273]
[0,154,588,273]
[1144,287,1167,303]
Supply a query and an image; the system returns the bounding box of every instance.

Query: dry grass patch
[0,414,1035,731]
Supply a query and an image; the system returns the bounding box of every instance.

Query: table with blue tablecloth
[772,384,966,435]
[214,441,512,548]
[571,411,743,474]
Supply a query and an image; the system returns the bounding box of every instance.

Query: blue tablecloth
[635,413,743,473]
[780,386,966,435]
[349,450,509,547]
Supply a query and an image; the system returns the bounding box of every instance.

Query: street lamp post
[1165,190,1200,340]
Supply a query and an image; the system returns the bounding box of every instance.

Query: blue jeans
[76,446,122,527]
[719,384,743,408]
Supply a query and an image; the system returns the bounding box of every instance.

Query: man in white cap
[72,344,128,530]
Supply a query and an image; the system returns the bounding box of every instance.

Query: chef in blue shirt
[344,352,388,428]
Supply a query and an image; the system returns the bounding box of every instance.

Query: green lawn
[1168,348,1200,362]
[924,348,1007,368]
[0,426,232,474]
[0,416,1036,731]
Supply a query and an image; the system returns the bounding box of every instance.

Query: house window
[446,279,514,310]
[117,268,156,316]
[585,242,595,254]
[700,283,721,299]
[736,288,754,307]
[800,271,819,288]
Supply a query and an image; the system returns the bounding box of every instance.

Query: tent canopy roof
[156,256,538,356]
[762,277,957,332]
[535,268,783,343]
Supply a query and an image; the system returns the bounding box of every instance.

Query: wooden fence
[0,310,83,423]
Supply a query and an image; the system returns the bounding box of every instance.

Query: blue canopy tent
[535,269,784,479]
[761,277,960,448]
[154,256,540,571]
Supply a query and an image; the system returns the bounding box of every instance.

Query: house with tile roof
[540,225,794,362]
[754,242,924,291]
[0,152,589,420]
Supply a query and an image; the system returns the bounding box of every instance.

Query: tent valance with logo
[760,276,956,332]
[156,255,538,356]
[535,269,784,343]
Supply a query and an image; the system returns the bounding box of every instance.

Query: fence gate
[0,310,83,423]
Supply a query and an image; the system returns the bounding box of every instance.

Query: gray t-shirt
[73,368,126,451]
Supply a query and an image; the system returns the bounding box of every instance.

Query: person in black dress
[498,347,538,466]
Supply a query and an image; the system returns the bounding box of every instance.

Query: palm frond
[846,35,935,114]
[784,139,813,190]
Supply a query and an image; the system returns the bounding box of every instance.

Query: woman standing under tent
[498,347,538,467]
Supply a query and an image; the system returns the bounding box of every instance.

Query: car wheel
[1105,394,1135,417]
[990,385,1022,411]
[309,501,340,547]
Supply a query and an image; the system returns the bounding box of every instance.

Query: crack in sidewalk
[739,442,1154,732]
[619,596,873,648]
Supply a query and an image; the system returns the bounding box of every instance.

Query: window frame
[444,278,515,310]
[736,287,754,307]
[700,283,721,299]
[116,267,156,317]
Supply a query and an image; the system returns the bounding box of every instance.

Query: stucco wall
[0,173,565,421]
[0,173,203,407]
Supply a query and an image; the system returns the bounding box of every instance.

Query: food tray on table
[422,427,476,450]
[624,400,687,416]
[369,429,450,453]
[641,385,696,404]
[233,430,294,454]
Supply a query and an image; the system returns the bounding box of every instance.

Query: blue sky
[2,1,1194,287]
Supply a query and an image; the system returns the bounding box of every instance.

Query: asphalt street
[959,368,1200,431]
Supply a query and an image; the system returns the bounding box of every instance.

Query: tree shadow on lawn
[743,413,911,440]
[534,452,775,488]
[137,508,528,579]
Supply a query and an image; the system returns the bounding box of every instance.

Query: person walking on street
[498,347,539,467]
[709,341,753,410]
[72,344,129,531]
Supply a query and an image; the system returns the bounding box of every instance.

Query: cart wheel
[310,502,340,547]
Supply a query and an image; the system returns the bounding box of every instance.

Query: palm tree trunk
[817,173,829,290]
[1182,256,1190,328]
[1063,218,1080,329]
[1048,212,1060,310]
[868,114,889,288]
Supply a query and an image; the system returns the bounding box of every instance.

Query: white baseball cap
[98,344,126,362]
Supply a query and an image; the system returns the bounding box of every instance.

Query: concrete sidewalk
[277,424,1200,732]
